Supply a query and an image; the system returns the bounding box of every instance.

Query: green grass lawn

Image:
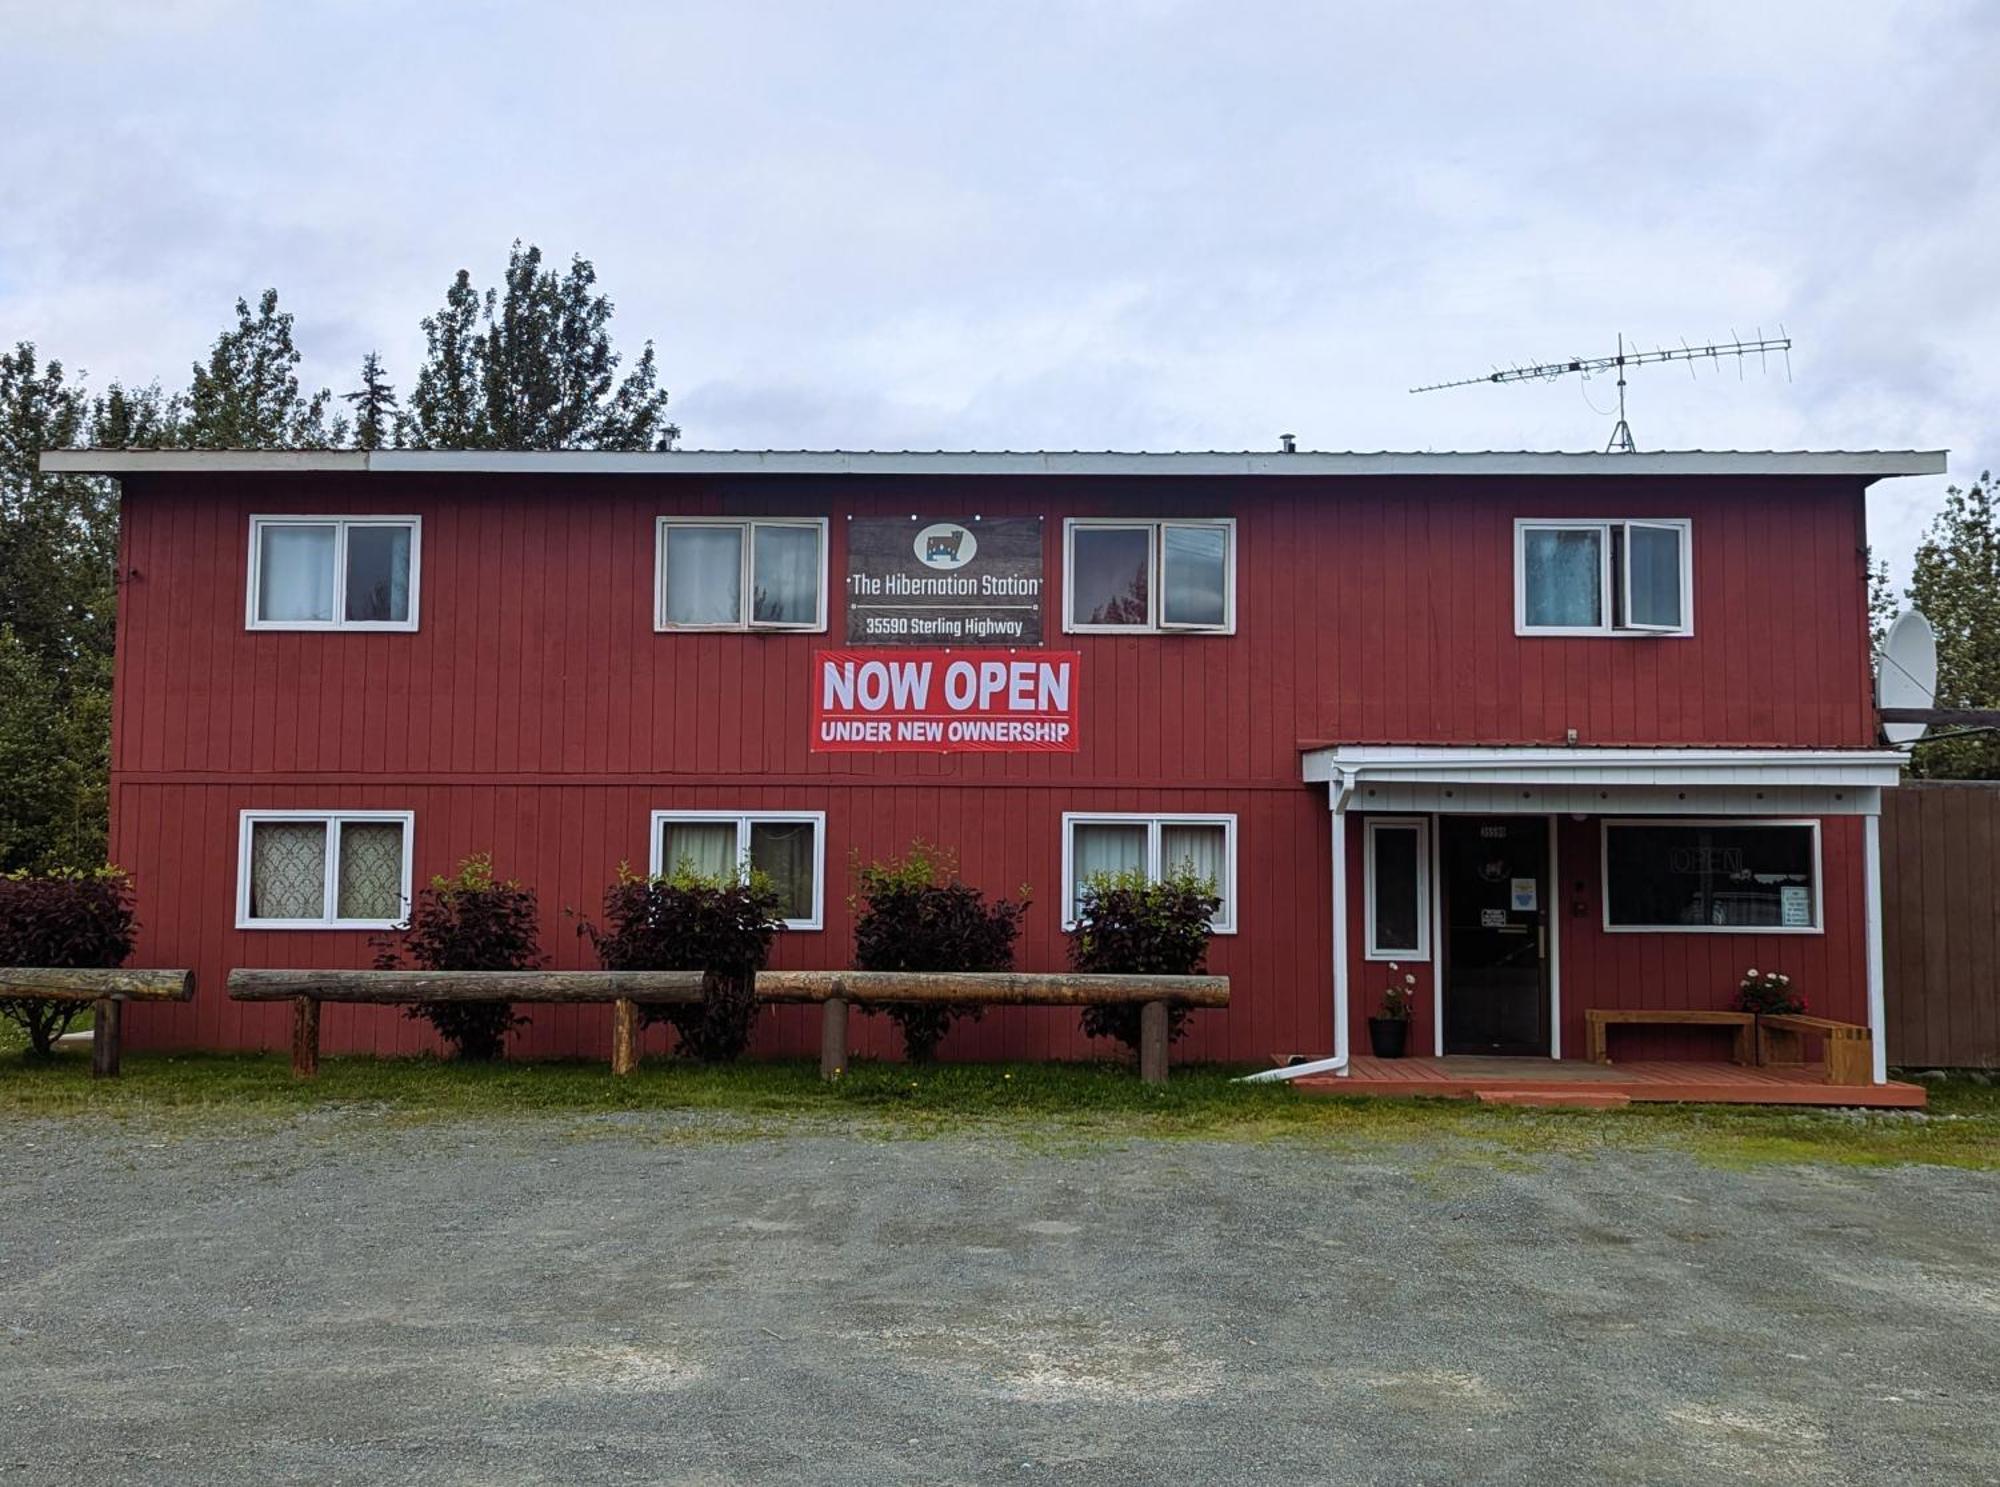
[2,1030,1995,1169]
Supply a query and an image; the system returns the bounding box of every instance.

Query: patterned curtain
[749,821,816,921]
[1072,822,1147,918]
[336,823,406,920]
[661,821,738,880]
[250,822,327,919]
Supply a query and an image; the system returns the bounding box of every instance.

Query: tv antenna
[1411,330,1793,452]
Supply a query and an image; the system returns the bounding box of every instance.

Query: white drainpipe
[1240,767,1354,1083]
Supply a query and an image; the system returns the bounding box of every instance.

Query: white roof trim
[39,448,1947,479]
[1302,744,1908,791]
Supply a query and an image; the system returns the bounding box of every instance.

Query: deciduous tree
[1904,472,2000,780]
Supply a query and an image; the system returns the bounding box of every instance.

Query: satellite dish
[1877,609,1938,746]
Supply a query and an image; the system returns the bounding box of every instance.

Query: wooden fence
[1884,781,2000,1069]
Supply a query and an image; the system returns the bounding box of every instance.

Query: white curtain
[1072,823,1147,916]
[1162,823,1228,923]
[258,524,336,622]
[751,525,819,625]
[749,821,816,921]
[663,526,743,624]
[660,821,737,880]
[1161,525,1227,626]
[344,525,412,623]
[250,821,327,919]
[1523,527,1602,628]
[336,822,405,920]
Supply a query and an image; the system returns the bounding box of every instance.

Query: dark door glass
[1442,817,1548,1056]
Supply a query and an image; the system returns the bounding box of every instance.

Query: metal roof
[38,448,1947,478]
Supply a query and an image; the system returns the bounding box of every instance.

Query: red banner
[812,649,1080,752]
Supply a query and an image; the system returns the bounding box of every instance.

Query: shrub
[581,863,784,1063]
[1068,866,1219,1052]
[0,868,138,1057]
[374,854,541,1061]
[851,841,1028,1062]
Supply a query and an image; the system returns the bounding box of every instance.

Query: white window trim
[246,515,422,632]
[1061,518,1236,635]
[1060,811,1238,934]
[1363,816,1431,961]
[235,809,415,930]
[648,809,827,931]
[1513,517,1692,638]
[1599,816,1823,935]
[653,517,830,633]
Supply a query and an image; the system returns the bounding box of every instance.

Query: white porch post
[1330,773,1352,1073]
[1863,809,1888,1084]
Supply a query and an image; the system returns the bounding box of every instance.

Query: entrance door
[1441,817,1549,1056]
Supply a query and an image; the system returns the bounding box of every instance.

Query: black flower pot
[1368,1016,1410,1059]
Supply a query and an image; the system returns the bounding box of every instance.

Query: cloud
[0,0,1992,585]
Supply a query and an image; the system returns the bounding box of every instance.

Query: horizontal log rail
[756,970,1231,1007]
[0,968,196,1079]
[228,967,1229,1084]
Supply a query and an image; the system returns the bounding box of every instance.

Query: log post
[291,996,320,1080]
[1139,1000,1169,1085]
[90,998,122,1078]
[820,996,849,1080]
[611,998,640,1076]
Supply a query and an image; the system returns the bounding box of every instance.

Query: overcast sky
[3,0,1993,584]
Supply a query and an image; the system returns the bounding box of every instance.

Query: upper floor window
[1061,812,1237,933]
[1515,518,1691,636]
[236,809,413,929]
[650,809,825,929]
[248,516,420,631]
[1063,519,1235,633]
[655,518,827,631]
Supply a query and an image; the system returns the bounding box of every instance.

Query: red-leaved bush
[0,868,138,1056]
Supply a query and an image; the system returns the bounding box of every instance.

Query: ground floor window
[1364,817,1430,959]
[1602,819,1821,932]
[1061,812,1236,932]
[650,810,825,929]
[237,810,413,928]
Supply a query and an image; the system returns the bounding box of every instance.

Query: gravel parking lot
[2,1111,1996,1486]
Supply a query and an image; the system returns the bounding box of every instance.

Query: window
[236,811,413,928]
[1064,519,1234,633]
[1061,812,1236,932]
[649,810,825,929]
[1601,819,1821,933]
[1365,818,1430,959]
[1515,518,1691,635]
[248,516,420,630]
[655,518,827,631]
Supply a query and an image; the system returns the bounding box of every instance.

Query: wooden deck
[1294,1056,1928,1108]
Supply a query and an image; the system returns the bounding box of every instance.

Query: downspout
[1241,767,1354,1083]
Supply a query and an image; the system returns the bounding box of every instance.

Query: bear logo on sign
[914,522,977,570]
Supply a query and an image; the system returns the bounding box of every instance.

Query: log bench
[229,968,1231,1084]
[0,968,197,1077]
[757,970,1232,1084]
[1584,1008,1756,1067]
[1755,1014,1873,1086]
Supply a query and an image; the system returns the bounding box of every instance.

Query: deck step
[1473,1089,1632,1109]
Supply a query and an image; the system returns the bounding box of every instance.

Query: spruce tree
[344,351,399,450]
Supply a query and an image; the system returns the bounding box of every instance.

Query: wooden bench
[0,968,197,1077]
[229,968,1231,1084]
[1755,1014,1873,1086]
[1584,1008,1756,1067]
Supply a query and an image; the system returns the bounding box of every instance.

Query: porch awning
[1298,745,1905,816]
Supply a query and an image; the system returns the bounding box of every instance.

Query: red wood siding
[108,470,1880,1060]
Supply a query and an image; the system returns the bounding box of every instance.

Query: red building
[45,447,1944,1078]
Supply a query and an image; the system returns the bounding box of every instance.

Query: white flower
[1388,962,1400,972]
[1746,968,1759,978]
[1405,973,1417,985]
[1777,974,1790,984]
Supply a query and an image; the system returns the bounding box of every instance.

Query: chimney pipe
[1279,433,1297,454]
